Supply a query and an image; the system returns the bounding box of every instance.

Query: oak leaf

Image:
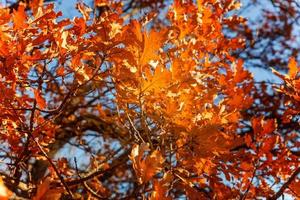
[12,4,28,30]
[33,177,62,200]
[288,57,298,79]
[141,65,171,94]
[140,29,167,67]
[34,89,46,109]
[129,143,164,184]
[188,125,235,158]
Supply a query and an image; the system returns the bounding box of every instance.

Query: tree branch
[65,149,130,187]
[268,167,300,200]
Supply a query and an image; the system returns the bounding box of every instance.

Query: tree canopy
[0,0,299,199]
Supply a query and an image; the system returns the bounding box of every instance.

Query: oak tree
[0,0,299,199]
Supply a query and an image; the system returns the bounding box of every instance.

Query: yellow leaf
[109,22,122,39]
[61,31,68,49]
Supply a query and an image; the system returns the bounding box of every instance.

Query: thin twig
[125,110,145,143]
[74,158,106,199]
[28,133,74,198]
[240,164,257,200]
[66,149,130,186]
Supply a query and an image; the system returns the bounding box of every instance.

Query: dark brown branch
[74,158,106,199]
[268,167,300,200]
[65,149,130,187]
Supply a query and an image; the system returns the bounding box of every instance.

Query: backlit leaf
[130,143,164,184]
[12,4,28,29]
[288,57,298,79]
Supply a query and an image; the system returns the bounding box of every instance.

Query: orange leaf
[245,134,252,147]
[261,136,278,152]
[95,0,109,7]
[189,125,234,158]
[56,66,65,76]
[140,29,167,67]
[12,4,28,30]
[288,57,298,79]
[76,3,92,21]
[233,59,251,83]
[0,40,9,57]
[0,178,12,200]
[129,143,164,184]
[33,177,62,200]
[141,65,171,94]
[34,89,46,109]
[33,177,51,200]
[261,119,277,135]
[240,162,252,171]
[150,179,172,200]
[131,20,143,43]
[30,0,44,16]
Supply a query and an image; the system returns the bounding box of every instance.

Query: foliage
[0,0,299,199]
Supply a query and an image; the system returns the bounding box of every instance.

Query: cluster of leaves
[0,0,299,199]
